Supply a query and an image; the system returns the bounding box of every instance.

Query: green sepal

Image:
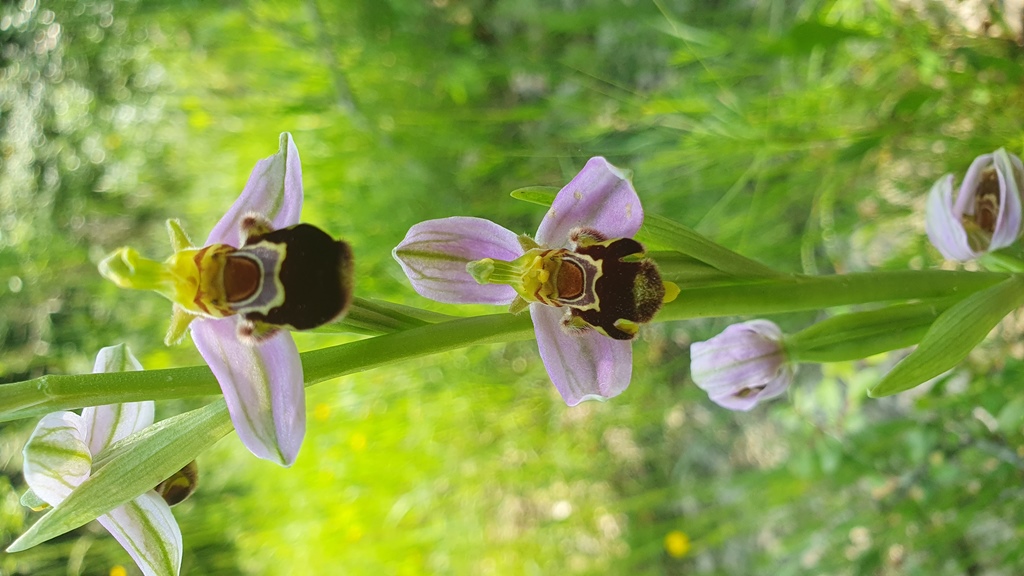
[785,299,957,363]
[19,489,47,512]
[7,400,233,553]
[508,186,559,206]
[166,219,194,252]
[868,276,1024,398]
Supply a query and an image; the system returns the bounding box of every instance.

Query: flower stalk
[0,268,1011,420]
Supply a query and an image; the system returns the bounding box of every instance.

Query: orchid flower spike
[689,320,793,411]
[393,157,678,405]
[98,133,354,466]
[19,345,184,576]
[926,148,1024,261]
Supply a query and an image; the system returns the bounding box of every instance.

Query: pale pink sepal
[530,305,633,405]
[392,216,521,305]
[191,318,305,466]
[206,132,303,247]
[535,157,643,248]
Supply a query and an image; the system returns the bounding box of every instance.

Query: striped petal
[191,317,305,466]
[206,132,303,247]
[83,345,154,454]
[393,216,521,305]
[925,174,976,261]
[690,320,792,411]
[22,412,91,507]
[98,492,182,576]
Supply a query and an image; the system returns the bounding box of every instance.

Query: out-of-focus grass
[2,0,1024,574]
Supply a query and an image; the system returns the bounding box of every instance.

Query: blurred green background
[3,0,1024,574]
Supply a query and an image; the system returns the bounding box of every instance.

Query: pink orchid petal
[925,174,977,261]
[535,157,643,248]
[191,318,305,466]
[206,132,303,247]
[989,148,1023,250]
[393,216,521,305]
[530,304,632,405]
[707,367,792,412]
[98,492,183,576]
[690,320,792,412]
[954,153,992,216]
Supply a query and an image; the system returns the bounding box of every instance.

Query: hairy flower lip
[690,320,793,411]
[926,148,1024,262]
[393,157,645,405]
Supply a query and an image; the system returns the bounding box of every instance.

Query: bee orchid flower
[925,148,1024,262]
[20,345,183,576]
[393,157,677,405]
[99,133,353,466]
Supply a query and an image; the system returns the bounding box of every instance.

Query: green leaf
[868,276,1024,398]
[637,214,782,279]
[508,186,558,206]
[786,299,956,363]
[8,401,232,553]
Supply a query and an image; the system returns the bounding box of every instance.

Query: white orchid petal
[98,492,183,576]
[22,412,91,507]
[82,402,156,456]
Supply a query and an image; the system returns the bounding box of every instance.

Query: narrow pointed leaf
[869,276,1024,397]
[508,186,559,206]
[785,299,956,363]
[638,214,781,279]
[8,401,232,552]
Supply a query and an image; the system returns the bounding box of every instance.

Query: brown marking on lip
[556,259,584,300]
[224,255,260,304]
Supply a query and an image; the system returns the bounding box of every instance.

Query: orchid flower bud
[925,148,1024,261]
[690,320,793,411]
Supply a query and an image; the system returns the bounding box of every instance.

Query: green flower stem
[0,271,1010,421]
[656,270,1010,320]
[301,312,534,386]
[0,314,535,423]
[322,297,458,335]
[649,251,736,286]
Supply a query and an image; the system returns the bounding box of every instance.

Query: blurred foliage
[2,0,1024,574]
